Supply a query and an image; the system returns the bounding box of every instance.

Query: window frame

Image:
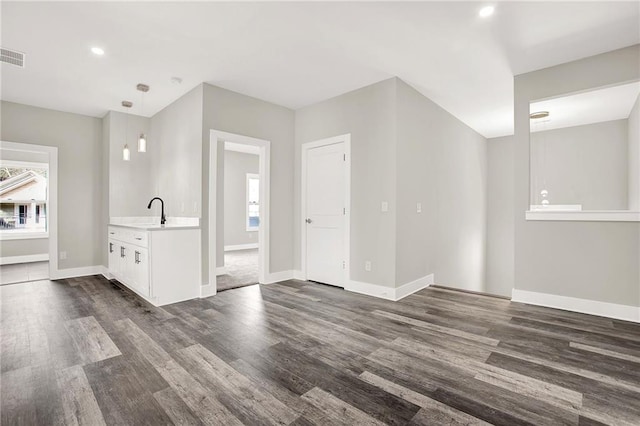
[246,173,259,232]
[0,159,50,240]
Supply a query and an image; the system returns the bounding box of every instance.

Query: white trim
[0,253,49,265]
[346,280,396,300]
[526,210,640,222]
[394,274,434,301]
[210,130,270,294]
[246,172,260,232]
[51,265,106,280]
[0,159,49,170]
[0,232,49,240]
[0,141,58,280]
[200,283,216,298]
[224,243,259,251]
[293,270,305,281]
[216,266,228,276]
[512,289,640,323]
[300,134,351,287]
[345,273,434,301]
[225,141,260,155]
[264,270,294,284]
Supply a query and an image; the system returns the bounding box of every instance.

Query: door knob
[305,218,312,224]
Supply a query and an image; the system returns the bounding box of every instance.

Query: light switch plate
[381,201,389,212]
[417,202,422,213]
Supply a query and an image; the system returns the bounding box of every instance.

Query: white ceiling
[2,1,639,138]
[530,81,640,132]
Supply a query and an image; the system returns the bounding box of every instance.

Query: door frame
[209,130,270,294]
[0,141,58,275]
[300,133,351,287]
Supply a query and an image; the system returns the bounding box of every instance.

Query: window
[246,173,259,231]
[0,160,49,239]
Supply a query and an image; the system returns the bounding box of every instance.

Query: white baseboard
[346,280,396,300]
[216,266,228,276]
[0,253,49,265]
[224,243,258,252]
[346,273,434,301]
[264,270,294,284]
[51,265,107,280]
[200,283,216,298]
[293,270,305,281]
[512,289,640,323]
[395,274,434,300]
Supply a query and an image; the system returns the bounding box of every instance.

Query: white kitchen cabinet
[107,224,200,306]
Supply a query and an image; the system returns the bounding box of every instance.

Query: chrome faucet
[147,197,166,225]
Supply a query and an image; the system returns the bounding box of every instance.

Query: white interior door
[305,142,346,287]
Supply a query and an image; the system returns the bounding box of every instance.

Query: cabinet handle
[135,237,142,240]
[109,232,115,235]
[109,243,113,253]
[135,251,140,264]
[120,246,125,258]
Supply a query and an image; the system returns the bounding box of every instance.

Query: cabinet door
[108,239,120,277]
[133,248,150,297]
[120,243,134,284]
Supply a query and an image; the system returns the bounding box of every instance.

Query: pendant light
[122,100,133,161]
[530,111,550,206]
[137,83,150,153]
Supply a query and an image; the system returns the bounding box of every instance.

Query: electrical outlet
[365,261,372,271]
[59,251,67,260]
[381,201,388,212]
[417,202,422,213]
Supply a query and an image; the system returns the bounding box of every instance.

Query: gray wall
[0,101,104,270]
[514,45,640,307]
[486,136,514,298]
[150,85,204,219]
[295,79,398,287]
[396,80,487,291]
[629,93,640,211]
[107,111,154,217]
[531,119,629,210]
[224,150,259,247]
[0,147,50,259]
[202,83,295,284]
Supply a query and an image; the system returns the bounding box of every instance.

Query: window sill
[525,211,640,222]
[0,232,49,241]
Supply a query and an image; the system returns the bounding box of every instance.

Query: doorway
[0,141,58,284]
[301,134,351,288]
[209,130,270,295]
[218,143,260,291]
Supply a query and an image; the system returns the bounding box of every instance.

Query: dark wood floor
[2,276,640,425]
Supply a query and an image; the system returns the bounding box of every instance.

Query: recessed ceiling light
[479,5,495,18]
[91,47,105,56]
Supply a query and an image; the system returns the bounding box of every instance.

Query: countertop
[109,223,200,231]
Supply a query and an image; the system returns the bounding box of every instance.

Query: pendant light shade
[138,133,147,152]
[137,83,150,153]
[122,100,133,162]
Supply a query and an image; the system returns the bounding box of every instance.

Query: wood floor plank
[359,371,491,425]
[300,387,387,426]
[175,343,299,425]
[0,366,38,426]
[153,387,204,426]
[64,316,121,364]
[56,365,107,426]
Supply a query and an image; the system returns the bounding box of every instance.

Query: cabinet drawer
[107,226,149,248]
[128,231,148,247]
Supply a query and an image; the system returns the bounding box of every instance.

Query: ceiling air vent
[1,48,25,68]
